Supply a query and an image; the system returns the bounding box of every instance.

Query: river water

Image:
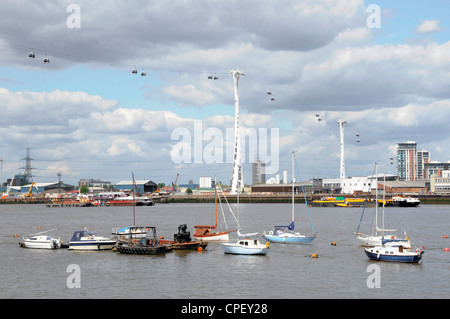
[0,203,448,299]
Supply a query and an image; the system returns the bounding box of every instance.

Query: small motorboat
[159,224,208,250]
[115,226,167,255]
[222,239,270,255]
[21,229,62,249]
[365,245,424,263]
[69,229,116,251]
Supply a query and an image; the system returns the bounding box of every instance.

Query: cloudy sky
[0,0,449,187]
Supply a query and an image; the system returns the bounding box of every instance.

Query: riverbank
[2,194,450,205]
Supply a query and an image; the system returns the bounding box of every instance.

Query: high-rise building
[252,160,265,185]
[396,141,430,181]
[396,141,417,181]
[417,150,430,180]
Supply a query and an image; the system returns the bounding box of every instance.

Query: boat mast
[291,150,295,223]
[374,163,378,236]
[132,172,136,225]
[215,176,218,228]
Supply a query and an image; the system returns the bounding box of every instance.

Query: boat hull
[192,233,229,241]
[69,241,116,251]
[263,231,315,244]
[159,240,207,250]
[22,236,61,249]
[222,242,269,255]
[116,243,167,255]
[365,247,423,263]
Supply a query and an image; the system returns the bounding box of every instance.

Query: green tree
[80,185,89,194]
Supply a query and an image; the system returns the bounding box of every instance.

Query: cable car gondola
[28,51,35,58]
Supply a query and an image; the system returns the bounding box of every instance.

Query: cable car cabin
[132,69,137,74]
[141,71,146,76]
[28,52,35,58]
[43,58,50,63]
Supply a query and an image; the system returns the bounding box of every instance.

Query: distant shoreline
[1,194,449,205]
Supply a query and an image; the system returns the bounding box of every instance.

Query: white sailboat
[263,151,316,244]
[221,184,269,255]
[355,163,411,249]
[193,177,238,241]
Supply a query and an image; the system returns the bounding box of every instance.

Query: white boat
[222,239,270,255]
[193,177,238,242]
[390,196,420,207]
[356,165,411,249]
[22,229,61,249]
[69,229,116,251]
[263,151,316,244]
[365,245,424,263]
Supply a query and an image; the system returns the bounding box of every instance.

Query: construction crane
[172,173,179,192]
[25,182,39,197]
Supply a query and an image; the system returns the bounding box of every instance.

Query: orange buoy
[197,247,203,252]
[331,242,336,246]
[14,234,18,238]
[312,253,318,258]
[159,236,164,239]
[443,235,448,239]
[37,227,41,230]
[444,247,449,252]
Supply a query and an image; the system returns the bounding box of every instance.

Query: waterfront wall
[1,194,450,204]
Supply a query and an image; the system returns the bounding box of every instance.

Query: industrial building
[115,180,157,194]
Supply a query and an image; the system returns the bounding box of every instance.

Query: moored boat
[115,226,167,255]
[69,229,116,251]
[21,229,62,249]
[263,151,316,244]
[159,224,207,250]
[193,177,238,242]
[365,245,424,263]
[222,239,269,255]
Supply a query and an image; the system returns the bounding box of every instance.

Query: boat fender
[265,242,270,248]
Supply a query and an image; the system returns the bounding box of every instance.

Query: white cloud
[415,20,442,34]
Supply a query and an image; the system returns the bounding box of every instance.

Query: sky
[0,0,449,187]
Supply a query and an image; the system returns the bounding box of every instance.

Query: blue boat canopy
[274,221,295,231]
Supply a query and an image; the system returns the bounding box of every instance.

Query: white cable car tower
[337,119,347,179]
[229,69,245,194]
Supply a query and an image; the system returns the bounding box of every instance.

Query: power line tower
[229,69,245,194]
[21,148,35,184]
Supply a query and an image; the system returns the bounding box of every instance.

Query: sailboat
[263,151,316,244]
[111,172,151,239]
[193,177,238,241]
[355,164,411,249]
[221,185,270,255]
[365,245,424,263]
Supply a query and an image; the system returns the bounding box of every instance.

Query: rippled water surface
[0,203,448,299]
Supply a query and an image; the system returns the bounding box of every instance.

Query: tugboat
[160,224,208,250]
[115,226,167,255]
